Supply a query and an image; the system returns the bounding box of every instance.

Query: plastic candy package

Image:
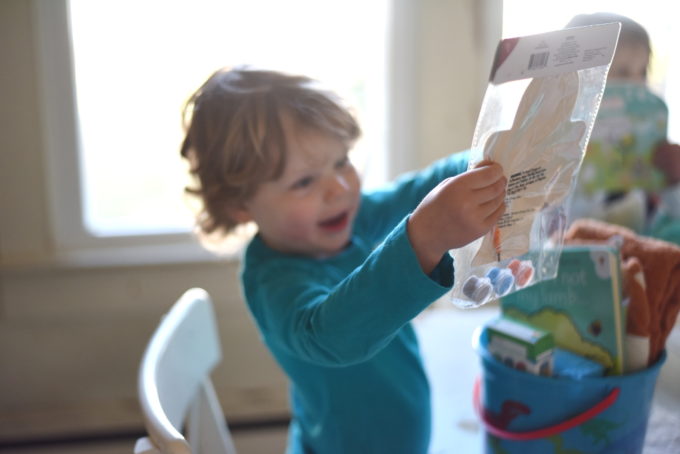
[451,23,621,308]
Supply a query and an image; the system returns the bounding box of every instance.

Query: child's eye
[291,176,314,190]
[335,155,350,169]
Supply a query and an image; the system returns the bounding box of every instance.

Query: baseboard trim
[0,415,291,449]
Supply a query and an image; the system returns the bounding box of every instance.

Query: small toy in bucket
[473,325,666,454]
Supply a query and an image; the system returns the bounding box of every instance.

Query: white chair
[134,288,237,454]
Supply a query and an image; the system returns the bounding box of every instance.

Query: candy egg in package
[451,23,621,308]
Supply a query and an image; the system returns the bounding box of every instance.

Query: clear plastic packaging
[451,23,621,308]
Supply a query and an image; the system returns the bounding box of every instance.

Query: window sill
[55,240,231,269]
[1,237,245,273]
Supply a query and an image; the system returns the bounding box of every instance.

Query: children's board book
[500,244,626,374]
[579,82,668,194]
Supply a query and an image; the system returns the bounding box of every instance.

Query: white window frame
[32,0,214,267]
[32,0,416,267]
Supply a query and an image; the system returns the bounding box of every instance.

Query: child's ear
[230,205,253,224]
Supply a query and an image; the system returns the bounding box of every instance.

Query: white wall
[0,0,502,440]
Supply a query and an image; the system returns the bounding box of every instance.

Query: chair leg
[134,437,162,454]
[187,380,238,454]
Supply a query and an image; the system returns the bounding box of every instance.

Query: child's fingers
[467,162,505,189]
[472,159,497,169]
[478,190,506,217]
[473,175,507,203]
[483,196,506,224]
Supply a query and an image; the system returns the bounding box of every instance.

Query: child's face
[608,42,649,83]
[240,126,361,258]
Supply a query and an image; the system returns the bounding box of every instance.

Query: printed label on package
[490,22,620,84]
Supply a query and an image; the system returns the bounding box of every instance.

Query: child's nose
[325,174,350,200]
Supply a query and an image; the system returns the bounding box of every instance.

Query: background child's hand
[407,161,506,274]
[653,140,680,186]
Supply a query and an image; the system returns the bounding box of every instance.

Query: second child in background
[566,12,680,244]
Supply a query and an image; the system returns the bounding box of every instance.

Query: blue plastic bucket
[473,328,666,454]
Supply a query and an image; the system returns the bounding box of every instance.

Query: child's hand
[407,161,506,274]
[653,140,680,186]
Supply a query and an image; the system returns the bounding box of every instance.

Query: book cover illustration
[579,82,668,194]
[500,245,626,374]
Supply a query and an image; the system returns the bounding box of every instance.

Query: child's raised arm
[407,161,506,274]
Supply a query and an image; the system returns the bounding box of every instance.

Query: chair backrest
[134,288,237,454]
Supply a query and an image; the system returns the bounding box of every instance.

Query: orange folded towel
[622,256,651,338]
[621,256,652,370]
[565,219,680,364]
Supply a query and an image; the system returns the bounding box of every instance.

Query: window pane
[68,0,388,236]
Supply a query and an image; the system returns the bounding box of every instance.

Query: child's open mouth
[319,211,350,232]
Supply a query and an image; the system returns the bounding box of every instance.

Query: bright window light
[503,0,680,142]
[68,0,389,237]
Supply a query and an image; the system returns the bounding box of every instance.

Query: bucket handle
[473,376,620,441]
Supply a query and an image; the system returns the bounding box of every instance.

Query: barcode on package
[528,52,549,70]
[492,23,620,84]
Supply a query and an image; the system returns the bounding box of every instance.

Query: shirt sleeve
[355,150,469,243]
[246,218,453,367]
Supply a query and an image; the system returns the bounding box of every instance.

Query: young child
[180,67,506,453]
[567,12,680,243]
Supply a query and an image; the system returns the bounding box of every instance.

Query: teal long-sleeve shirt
[240,151,469,454]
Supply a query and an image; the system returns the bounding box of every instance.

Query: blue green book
[579,82,668,194]
[500,244,626,374]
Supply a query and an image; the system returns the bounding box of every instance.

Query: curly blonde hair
[180,67,361,238]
